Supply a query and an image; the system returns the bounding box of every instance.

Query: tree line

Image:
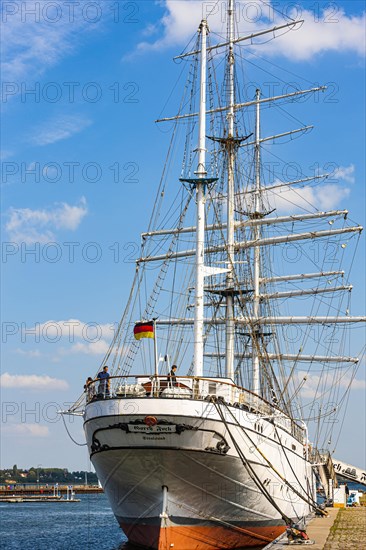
[1,465,98,484]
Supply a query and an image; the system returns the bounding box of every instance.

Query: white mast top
[252,88,262,395]
[196,20,208,178]
[193,19,208,377]
[225,0,236,381]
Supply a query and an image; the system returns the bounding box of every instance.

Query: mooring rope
[212,399,293,525]
[216,399,327,518]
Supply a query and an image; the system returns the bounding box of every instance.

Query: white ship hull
[64,2,364,548]
[84,396,315,550]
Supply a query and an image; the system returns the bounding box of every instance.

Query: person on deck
[84,377,96,402]
[97,366,110,397]
[167,365,178,387]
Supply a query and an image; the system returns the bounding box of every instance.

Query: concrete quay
[322,507,366,549]
[264,507,366,549]
[306,507,339,549]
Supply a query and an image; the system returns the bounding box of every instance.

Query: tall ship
[66,2,365,549]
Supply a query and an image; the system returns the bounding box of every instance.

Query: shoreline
[0,485,103,497]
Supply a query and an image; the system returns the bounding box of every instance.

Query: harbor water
[2,487,363,549]
[0,493,130,550]
[0,491,263,550]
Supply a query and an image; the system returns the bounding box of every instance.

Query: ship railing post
[230,385,236,405]
[152,375,160,397]
[153,318,159,377]
[193,377,201,399]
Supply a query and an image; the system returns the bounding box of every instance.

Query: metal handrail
[83,374,305,439]
[85,373,266,403]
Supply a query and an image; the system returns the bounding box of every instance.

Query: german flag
[133,321,154,340]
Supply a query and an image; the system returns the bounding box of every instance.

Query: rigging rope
[174,497,274,544]
[61,413,87,447]
[219,401,327,516]
[119,194,193,375]
[212,399,293,525]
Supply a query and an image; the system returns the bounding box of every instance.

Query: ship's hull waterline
[84,397,315,550]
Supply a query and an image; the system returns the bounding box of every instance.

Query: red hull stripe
[119,522,285,550]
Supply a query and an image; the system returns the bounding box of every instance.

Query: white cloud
[132,1,203,55]
[141,22,161,39]
[0,150,13,160]
[23,319,116,356]
[296,370,365,399]
[333,164,355,184]
[314,184,351,209]
[133,1,365,61]
[5,197,88,243]
[268,183,351,213]
[1,0,105,82]
[2,423,50,437]
[350,378,366,390]
[30,115,92,146]
[70,339,111,355]
[37,319,115,341]
[254,7,366,61]
[15,348,42,358]
[0,372,69,391]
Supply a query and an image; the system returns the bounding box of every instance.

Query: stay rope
[216,400,327,517]
[212,400,293,525]
[61,413,87,447]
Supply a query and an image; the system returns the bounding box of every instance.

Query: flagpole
[153,318,158,376]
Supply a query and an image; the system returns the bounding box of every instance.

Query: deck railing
[84,374,305,441]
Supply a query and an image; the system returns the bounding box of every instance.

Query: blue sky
[1,0,365,471]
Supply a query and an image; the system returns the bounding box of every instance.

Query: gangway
[310,449,338,500]
[333,459,366,486]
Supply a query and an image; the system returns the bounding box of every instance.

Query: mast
[252,88,261,395]
[193,19,208,378]
[225,0,235,381]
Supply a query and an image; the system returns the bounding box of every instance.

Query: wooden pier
[0,484,103,498]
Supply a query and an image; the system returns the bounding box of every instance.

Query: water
[0,493,267,550]
[0,494,134,550]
